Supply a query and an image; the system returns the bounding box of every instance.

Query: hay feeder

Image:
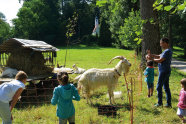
[0,38,59,105]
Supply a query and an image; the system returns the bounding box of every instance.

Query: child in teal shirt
[51,72,80,124]
[144,60,154,97]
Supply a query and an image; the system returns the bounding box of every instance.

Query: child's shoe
[183,119,186,123]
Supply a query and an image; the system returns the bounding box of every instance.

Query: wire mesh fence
[0,54,144,124]
[16,79,58,106]
[0,72,144,124]
[10,74,137,124]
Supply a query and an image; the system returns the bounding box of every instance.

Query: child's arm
[51,88,59,105]
[72,86,80,101]
[179,90,186,105]
[144,69,148,77]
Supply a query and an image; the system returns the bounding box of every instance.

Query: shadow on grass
[137,106,161,115]
[174,55,186,60]
[91,102,131,111]
[152,109,161,115]
[91,92,106,99]
[57,45,103,50]
[15,102,51,110]
[172,106,178,111]
[90,102,131,118]
[172,97,179,103]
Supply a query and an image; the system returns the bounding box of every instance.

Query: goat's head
[72,64,76,68]
[108,56,131,74]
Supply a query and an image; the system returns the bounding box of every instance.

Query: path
[171,58,186,72]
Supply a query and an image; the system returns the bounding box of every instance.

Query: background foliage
[0,0,185,56]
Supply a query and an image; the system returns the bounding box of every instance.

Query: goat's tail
[77,82,83,94]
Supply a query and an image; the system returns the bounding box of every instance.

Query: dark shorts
[147,82,154,89]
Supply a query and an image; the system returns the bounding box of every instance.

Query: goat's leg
[108,88,115,104]
[108,91,112,104]
[85,88,92,104]
[111,91,115,104]
[86,93,93,105]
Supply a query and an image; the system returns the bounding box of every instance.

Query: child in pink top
[177,78,186,123]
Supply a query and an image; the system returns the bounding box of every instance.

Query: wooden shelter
[0,38,59,78]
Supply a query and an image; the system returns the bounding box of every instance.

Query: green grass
[0,45,185,124]
[172,46,186,61]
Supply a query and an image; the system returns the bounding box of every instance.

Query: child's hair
[57,71,69,85]
[15,71,28,81]
[181,78,186,88]
[147,60,153,66]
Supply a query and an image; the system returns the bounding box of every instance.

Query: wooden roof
[0,38,59,52]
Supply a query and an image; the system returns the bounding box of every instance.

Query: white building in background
[92,16,100,36]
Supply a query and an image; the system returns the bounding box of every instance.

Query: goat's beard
[124,66,130,75]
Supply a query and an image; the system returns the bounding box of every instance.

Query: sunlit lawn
[0,45,185,124]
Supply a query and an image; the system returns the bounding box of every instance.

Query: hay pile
[7,48,53,75]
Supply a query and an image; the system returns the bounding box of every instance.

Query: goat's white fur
[77,56,131,104]
[74,74,82,84]
[53,67,73,74]
[72,64,86,74]
[0,67,18,78]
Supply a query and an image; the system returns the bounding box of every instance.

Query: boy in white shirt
[0,71,27,124]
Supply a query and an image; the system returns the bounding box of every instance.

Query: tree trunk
[168,15,173,49]
[140,0,161,66]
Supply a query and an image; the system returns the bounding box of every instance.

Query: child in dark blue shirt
[144,60,154,97]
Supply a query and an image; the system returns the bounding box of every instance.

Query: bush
[81,35,98,46]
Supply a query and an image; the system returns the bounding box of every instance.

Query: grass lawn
[173,46,186,61]
[0,45,185,124]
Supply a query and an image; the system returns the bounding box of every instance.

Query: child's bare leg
[148,89,150,97]
[150,88,153,96]
[178,115,185,123]
[151,84,154,96]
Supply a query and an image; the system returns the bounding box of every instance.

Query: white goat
[72,64,86,74]
[77,56,131,104]
[53,67,74,74]
[73,74,82,84]
[1,67,18,78]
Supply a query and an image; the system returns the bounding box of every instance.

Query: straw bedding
[6,48,53,75]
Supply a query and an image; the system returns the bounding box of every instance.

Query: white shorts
[177,107,186,116]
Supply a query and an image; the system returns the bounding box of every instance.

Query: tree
[14,0,96,45]
[98,16,113,47]
[13,0,61,44]
[62,0,95,42]
[154,0,186,57]
[0,12,6,21]
[119,10,143,53]
[0,12,11,43]
[171,14,186,58]
[96,0,135,47]
[140,0,161,65]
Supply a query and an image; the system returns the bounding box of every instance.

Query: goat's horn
[108,56,124,64]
